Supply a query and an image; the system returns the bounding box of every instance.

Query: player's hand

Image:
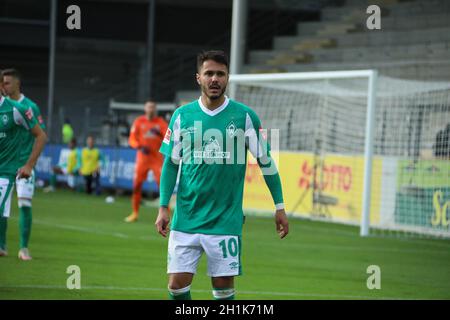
[17,165,33,179]
[155,207,170,237]
[275,209,289,239]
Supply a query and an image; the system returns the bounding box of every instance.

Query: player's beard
[202,83,227,100]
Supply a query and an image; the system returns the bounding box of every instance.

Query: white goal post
[229,70,450,238]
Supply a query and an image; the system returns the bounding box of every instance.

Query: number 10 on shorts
[219,238,238,259]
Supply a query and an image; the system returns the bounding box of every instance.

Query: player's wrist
[23,162,34,171]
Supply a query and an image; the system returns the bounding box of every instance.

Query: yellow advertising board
[243,152,382,224]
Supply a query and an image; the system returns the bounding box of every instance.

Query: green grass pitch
[0,189,449,300]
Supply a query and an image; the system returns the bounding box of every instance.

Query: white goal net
[230,71,450,238]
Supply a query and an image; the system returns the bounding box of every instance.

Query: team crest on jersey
[226,121,237,138]
[163,128,172,144]
[2,115,8,126]
[194,137,230,159]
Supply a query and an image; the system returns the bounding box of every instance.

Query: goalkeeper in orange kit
[124,100,169,222]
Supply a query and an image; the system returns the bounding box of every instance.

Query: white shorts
[16,169,35,199]
[167,230,242,277]
[57,166,77,188]
[0,177,14,218]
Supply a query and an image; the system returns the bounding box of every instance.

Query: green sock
[212,288,235,300]
[19,206,32,249]
[0,217,7,250]
[168,286,192,300]
[50,174,56,188]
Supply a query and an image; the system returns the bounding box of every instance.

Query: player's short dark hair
[1,68,21,81]
[197,50,229,72]
[145,98,157,104]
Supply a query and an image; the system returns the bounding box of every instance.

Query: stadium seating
[245,0,450,81]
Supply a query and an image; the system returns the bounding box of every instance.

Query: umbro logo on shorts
[229,262,239,270]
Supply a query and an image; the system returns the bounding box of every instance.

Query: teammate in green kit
[0,69,47,260]
[154,51,289,300]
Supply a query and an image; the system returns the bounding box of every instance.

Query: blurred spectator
[117,119,130,147]
[100,120,113,145]
[80,135,104,195]
[44,138,81,192]
[433,124,450,159]
[62,118,74,144]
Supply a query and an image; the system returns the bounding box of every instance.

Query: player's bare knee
[211,276,234,289]
[168,273,193,290]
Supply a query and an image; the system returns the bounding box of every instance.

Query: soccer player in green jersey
[155,50,289,300]
[2,69,47,260]
[0,73,47,258]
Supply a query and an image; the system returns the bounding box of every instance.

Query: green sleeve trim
[159,156,179,207]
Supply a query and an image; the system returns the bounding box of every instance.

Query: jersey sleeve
[13,103,37,131]
[159,118,169,141]
[245,110,270,160]
[32,103,46,130]
[128,119,141,149]
[245,109,284,209]
[159,109,181,163]
[159,156,179,207]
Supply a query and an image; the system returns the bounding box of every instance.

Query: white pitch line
[0,284,416,300]
[31,219,131,239]
[34,192,450,249]
[8,218,448,255]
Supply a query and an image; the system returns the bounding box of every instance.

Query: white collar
[18,94,25,103]
[0,96,4,106]
[198,95,229,116]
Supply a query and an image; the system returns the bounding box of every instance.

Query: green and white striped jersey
[160,96,283,236]
[0,96,38,178]
[15,94,46,167]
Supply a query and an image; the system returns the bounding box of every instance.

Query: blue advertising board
[35,144,158,192]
